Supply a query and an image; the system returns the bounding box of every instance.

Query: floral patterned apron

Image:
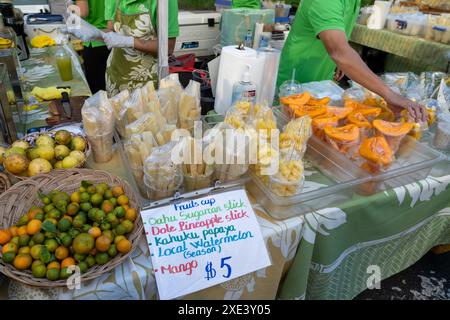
[105,5,158,96]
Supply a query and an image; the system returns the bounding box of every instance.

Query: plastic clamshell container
[430,25,450,44]
[284,105,446,183]
[387,18,425,36]
[271,106,447,209]
[358,135,447,195]
[246,136,372,219]
[203,108,447,219]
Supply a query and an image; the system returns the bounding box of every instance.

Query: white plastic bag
[81,90,114,136]
[159,74,183,125]
[178,80,201,131]
[125,112,165,138]
[125,131,158,167]
[110,89,130,137]
[141,81,159,105]
[124,88,147,124]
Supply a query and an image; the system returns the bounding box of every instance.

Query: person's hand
[334,68,345,81]
[103,32,134,50]
[384,91,428,123]
[64,15,103,42]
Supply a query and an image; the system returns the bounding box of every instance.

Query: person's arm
[75,0,89,18]
[103,0,179,56]
[72,0,112,34]
[133,38,176,56]
[319,30,427,122]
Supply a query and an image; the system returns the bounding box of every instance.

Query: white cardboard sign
[141,189,271,300]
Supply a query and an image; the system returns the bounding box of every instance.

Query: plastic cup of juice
[55,47,73,81]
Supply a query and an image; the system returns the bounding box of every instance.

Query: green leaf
[81,180,93,189]
[41,220,57,233]
[39,247,52,264]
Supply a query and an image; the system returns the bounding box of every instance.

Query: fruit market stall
[0,1,449,298]
[0,73,449,300]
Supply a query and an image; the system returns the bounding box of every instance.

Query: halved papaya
[377,106,396,122]
[326,107,353,120]
[365,98,396,121]
[292,105,328,118]
[280,91,311,106]
[324,124,360,142]
[347,111,372,128]
[308,96,331,106]
[359,107,382,119]
[325,124,361,158]
[363,96,380,108]
[359,136,393,167]
[373,119,414,137]
[344,99,371,110]
[312,115,339,128]
[312,115,339,139]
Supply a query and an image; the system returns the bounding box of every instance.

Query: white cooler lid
[178,11,221,26]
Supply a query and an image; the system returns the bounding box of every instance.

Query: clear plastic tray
[359,135,447,194]
[273,106,447,196]
[204,108,446,219]
[247,136,372,219]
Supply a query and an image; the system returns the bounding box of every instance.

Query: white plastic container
[367,0,391,30]
[386,13,426,36]
[24,14,67,44]
[433,25,450,44]
[424,14,450,44]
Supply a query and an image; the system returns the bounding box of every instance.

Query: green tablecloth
[18,44,91,134]
[279,167,450,300]
[350,24,450,73]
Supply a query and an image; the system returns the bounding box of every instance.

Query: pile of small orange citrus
[0,181,137,281]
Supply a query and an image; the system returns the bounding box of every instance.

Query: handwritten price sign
[141,189,271,300]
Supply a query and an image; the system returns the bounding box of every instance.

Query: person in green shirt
[277,0,426,122]
[66,0,179,96]
[74,0,110,93]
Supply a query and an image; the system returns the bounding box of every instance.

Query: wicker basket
[0,173,10,195]
[0,169,143,287]
[5,130,91,181]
